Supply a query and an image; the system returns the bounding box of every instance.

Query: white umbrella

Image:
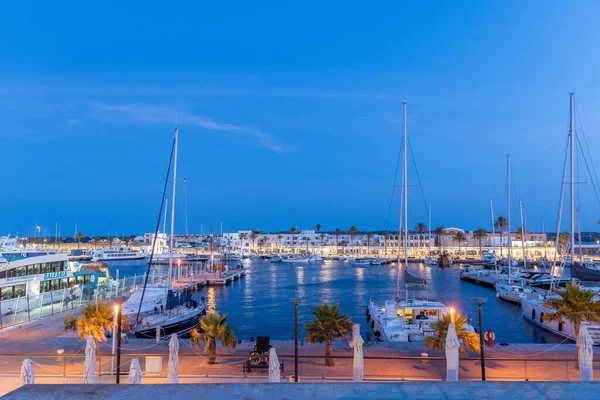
[167,334,179,383]
[128,357,143,384]
[578,324,594,381]
[83,335,97,384]
[20,359,35,385]
[445,322,460,382]
[268,347,281,383]
[349,324,364,382]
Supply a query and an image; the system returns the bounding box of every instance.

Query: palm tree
[495,216,508,258]
[433,226,445,251]
[90,237,99,249]
[334,229,342,254]
[558,233,570,255]
[339,240,348,254]
[75,232,84,249]
[415,223,427,253]
[249,231,259,254]
[64,301,127,350]
[315,224,322,233]
[473,228,488,255]
[543,283,600,344]
[365,232,373,255]
[453,231,467,255]
[257,238,265,253]
[319,233,326,248]
[304,303,353,367]
[425,311,480,354]
[190,312,236,364]
[303,236,310,253]
[290,227,298,253]
[238,232,247,253]
[277,234,283,251]
[383,231,390,256]
[348,226,359,252]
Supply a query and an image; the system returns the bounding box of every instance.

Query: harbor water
[104,259,564,343]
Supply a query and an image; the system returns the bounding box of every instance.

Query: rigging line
[135,134,176,324]
[407,137,429,214]
[385,139,404,230]
[574,100,600,200]
[575,133,600,205]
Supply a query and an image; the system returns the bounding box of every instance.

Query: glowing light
[449,307,455,323]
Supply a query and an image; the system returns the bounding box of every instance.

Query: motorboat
[424,256,437,266]
[481,251,497,264]
[367,298,472,342]
[281,255,310,264]
[495,282,532,304]
[270,254,283,262]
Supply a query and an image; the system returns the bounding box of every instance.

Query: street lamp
[290,299,302,383]
[115,304,123,384]
[112,304,119,375]
[471,297,488,381]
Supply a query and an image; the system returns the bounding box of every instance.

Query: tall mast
[507,154,512,280]
[490,199,497,271]
[395,100,407,300]
[428,204,432,256]
[570,92,575,263]
[403,100,408,269]
[168,125,179,290]
[163,199,168,234]
[520,200,526,269]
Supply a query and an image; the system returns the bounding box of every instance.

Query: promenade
[0,309,598,397]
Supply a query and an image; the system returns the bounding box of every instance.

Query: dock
[171,268,246,289]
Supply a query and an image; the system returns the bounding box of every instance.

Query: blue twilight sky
[2,1,600,236]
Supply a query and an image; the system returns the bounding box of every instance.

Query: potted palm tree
[304,303,353,366]
[64,301,128,351]
[190,312,236,364]
[425,311,480,354]
[543,283,600,345]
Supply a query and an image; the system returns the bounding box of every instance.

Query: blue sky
[2,1,600,236]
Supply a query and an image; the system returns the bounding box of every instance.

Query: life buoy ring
[484,331,496,341]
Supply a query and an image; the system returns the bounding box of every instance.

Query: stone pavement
[5,382,599,400]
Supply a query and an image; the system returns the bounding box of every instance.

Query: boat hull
[570,263,600,281]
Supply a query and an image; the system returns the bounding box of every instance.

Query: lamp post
[115,304,123,384]
[471,297,487,381]
[112,304,118,375]
[290,299,302,382]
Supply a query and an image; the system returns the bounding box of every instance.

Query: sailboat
[521,93,600,343]
[133,125,206,338]
[367,101,452,343]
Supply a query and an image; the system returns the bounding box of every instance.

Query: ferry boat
[0,250,100,315]
[90,248,147,262]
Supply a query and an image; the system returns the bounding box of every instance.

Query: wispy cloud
[89,103,286,153]
[66,118,80,126]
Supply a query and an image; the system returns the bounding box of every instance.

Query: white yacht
[90,248,147,262]
[0,250,99,315]
[281,255,310,264]
[367,298,463,342]
[495,281,532,304]
[522,293,600,345]
[481,251,497,264]
[424,256,437,266]
[270,254,283,262]
[121,285,169,323]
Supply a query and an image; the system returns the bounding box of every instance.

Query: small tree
[290,227,298,253]
[190,312,236,364]
[64,301,128,350]
[304,303,353,366]
[495,216,508,257]
[433,226,445,251]
[473,228,488,255]
[365,232,373,255]
[543,283,600,345]
[453,231,467,255]
[425,311,480,354]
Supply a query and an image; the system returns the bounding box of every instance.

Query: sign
[43,271,68,281]
[6,275,33,283]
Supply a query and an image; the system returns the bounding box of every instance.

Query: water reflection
[206,287,216,313]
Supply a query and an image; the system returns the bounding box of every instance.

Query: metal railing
[1,352,597,382]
